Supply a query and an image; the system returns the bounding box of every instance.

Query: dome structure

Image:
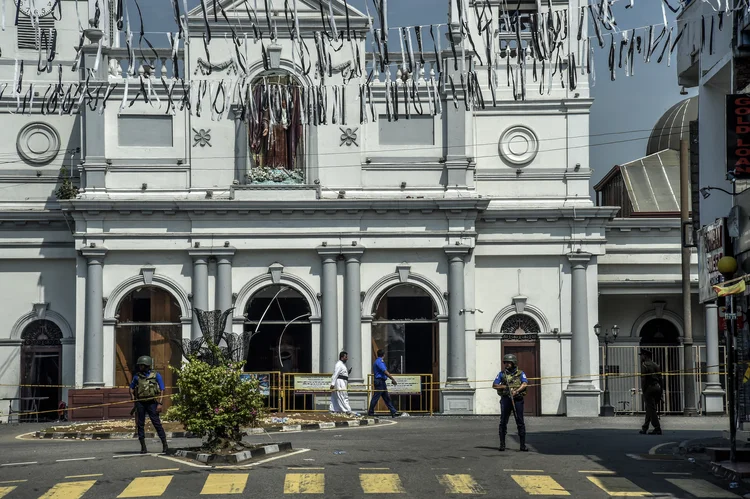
[646,97,698,156]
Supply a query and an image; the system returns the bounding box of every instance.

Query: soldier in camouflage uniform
[492,354,529,452]
[639,350,663,435]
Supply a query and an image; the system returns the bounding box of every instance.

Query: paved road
[0,416,741,498]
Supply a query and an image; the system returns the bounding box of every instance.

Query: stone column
[442,246,474,414]
[343,246,366,410]
[564,253,599,416]
[317,247,340,374]
[215,248,236,333]
[190,250,210,340]
[82,248,106,387]
[702,301,726,414]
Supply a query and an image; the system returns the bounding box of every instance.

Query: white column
[82,248,106,387]
[702,301,725,414]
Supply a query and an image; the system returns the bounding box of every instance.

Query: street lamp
[595,323,619,417]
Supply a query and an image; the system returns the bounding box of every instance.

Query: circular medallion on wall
[17,122,60,165]
[498,125,539,166]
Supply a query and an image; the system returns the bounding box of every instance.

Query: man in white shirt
[330,351,353,414]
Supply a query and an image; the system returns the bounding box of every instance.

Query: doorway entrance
[639,318,681,413]
[244,285,312,373]
[20,319,62,421]
[371,284,439,413]
[500,314,541,416]
[115,287,182,407]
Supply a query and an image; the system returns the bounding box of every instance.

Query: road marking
[39,480,97,499]
[141,469,180,473]
[241,448,312,468]
[512,475,570,496]
[588,477,652,497]
[284,473,325,494]
[288,467,325,470]
[65,475,103,479]
[653,472,692,476]
[0,480,26,484]
[118,476,173,498]
[437,474,485,494]
[1,461,37,466]
[649,442,677,455]
[504,469,545,473]
[360,467,390,470]
[0,487,16,499]
[359,473,405,494]
[56,457,96,463]
[666,479,740,498]
[156,454,211,468]
[578,470,616,474]
[113,454,155,459]
[200,473,248,495]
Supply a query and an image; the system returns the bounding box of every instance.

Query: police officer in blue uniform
[492,354,529,452]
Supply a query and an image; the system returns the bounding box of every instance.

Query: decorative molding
[512,295,528,315]
[32,302,49,320]
[140,266,156,285]
[490,304,551,334]
[192,128,212,148]
[194,57,237,75]
[396,263,411,284]
[17,122,61,165]
[630,308,684,339]
[104,274,191,320]
[11,309,73,340]
[498,125,538,166]
[340,127,359,147]
[234,272,321,320]
[269,263,284,284]
[361,271,448,317]
[653,301,666,318]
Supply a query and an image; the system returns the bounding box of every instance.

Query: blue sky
[129,0,687,187]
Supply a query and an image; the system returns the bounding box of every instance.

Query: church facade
[0,0,713,420]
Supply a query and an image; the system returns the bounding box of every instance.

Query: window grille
[16,15,55,51]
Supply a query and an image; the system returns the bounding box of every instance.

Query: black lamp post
[595,323,619,417]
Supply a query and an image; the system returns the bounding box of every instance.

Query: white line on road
[0,462,37,467]
[240,448,311,468]
[112,454,158,459]
[155,454,211,469]
[649,442,677,455]
[0,480,27,484]
[65,474,103,479]
[653,472,692,475]
[56,457,96,462]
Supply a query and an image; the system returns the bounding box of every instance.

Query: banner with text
[293,375,332,394]
[727,95,750,179]
[698,218,730,303]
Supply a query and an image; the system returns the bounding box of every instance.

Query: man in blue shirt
[367,349,399,418]
[492,354,529,452]
[129,355,168,454]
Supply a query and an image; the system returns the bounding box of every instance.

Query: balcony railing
[107,47,185,80]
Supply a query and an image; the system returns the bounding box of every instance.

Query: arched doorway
[115,287,182,406]
[639,318,681,413]
[244,285,312,373]
[499,314,541,416]
[20,319,62,421]
[371,284,439,413]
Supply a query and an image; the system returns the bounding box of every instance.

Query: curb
[33,418,380,440]
[172,442,293,464]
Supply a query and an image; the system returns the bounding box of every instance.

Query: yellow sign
[293,375,331,393]
[389,375,422,395]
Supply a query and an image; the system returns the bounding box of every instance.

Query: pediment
[188,0,368,22]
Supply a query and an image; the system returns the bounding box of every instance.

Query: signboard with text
[698,218,730,303]
[389,375,423,395]
[293,375,331,394]
[727,94,750,178]
[240,373,271,397]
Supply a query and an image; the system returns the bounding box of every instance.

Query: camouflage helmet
[503,354,518,365]
[136,356,153,368]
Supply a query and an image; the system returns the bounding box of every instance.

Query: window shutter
[16,15,55,51]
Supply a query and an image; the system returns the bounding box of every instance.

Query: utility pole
[681,139,698,415]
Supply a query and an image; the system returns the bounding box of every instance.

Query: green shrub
[166,352,265,451]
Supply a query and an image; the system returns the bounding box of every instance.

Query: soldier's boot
[161,438,169,454]
[139,438,147,454]
[519,435,528,452]
[499,432,506,452]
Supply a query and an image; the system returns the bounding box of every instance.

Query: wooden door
[150,291,180,407]
[502,343,540,416]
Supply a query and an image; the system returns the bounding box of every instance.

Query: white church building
[0,0,719,420]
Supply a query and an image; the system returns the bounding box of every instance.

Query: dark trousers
[499,397,525,439]
[368,379,397,415]
[642,386,662,431]
[135,401,166,440]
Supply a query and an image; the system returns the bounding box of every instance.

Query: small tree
[55,167,79,200]
[166,349,265,451]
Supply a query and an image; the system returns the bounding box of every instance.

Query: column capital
[342,245,365,259]
[444,245,471,258]
[317,246,341,259]
[212,248,236,264]
[189,249,214,263]
[80,247,107,262]
[567,252,592,267]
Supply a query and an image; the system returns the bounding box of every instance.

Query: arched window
[500,314,540,336]
[115,287,182,404]
[248,73,304,183]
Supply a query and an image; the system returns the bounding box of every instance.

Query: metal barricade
[282,373,333,412]
[243,371,283,412]
[366,374,433,415]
